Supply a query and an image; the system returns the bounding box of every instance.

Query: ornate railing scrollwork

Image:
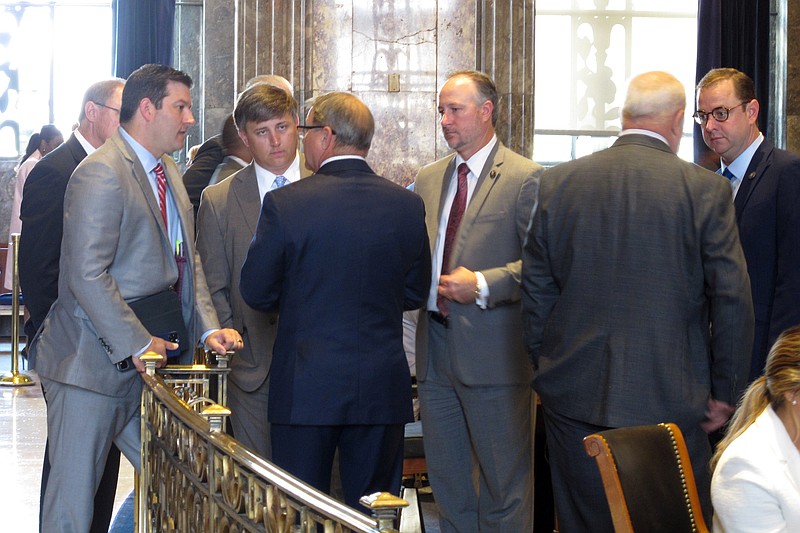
[139,354,408,532]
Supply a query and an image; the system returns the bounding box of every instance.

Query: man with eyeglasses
[240,91,430,511]
[696,67,800,384]
[19,78,124,532]
[196,79,311,460]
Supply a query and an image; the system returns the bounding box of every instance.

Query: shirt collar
[319,154,367,168]
[254,152,302,186]
[721,133,764,180]
[73,129,96,156]
[118,127,160,174]
[455,134,498,178]
[619,128,670,148]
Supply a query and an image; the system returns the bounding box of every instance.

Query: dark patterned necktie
[437,163,469,316]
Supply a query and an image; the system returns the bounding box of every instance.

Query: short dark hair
[233,82,298,130]
[447,70,499,126]
[696,68,757,103]
[80,78,125,122]
[220,115,245,152]
[119,64,193,124]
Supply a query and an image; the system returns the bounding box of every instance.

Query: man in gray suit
[414,70,542,532]
[29,64,241,531]
[522,71,754,531]
[197,79,310,458]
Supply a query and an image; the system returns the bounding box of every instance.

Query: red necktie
[437,162,469,316]
[153,163,168,229]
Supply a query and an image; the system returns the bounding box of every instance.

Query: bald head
[622,71,686,152]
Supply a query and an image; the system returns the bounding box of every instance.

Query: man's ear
[481,100,494,124]
[745,99,760,125]
[238,128,250,149]
[84,101,98,123]
[138,97,155,122]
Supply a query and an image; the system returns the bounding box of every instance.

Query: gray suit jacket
[30,131,220,397]
[414,141,542,386]
[196,158,311,392]
[522,134,754,428]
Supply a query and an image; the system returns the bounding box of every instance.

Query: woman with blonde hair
[711,325,800,532]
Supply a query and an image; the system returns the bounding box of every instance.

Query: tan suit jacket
[414,141,542,385]
[196,157,311,392]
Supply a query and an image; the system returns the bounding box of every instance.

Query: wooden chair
[583,423,709,533]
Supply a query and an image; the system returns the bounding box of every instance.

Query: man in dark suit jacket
[206,116,251,187]
[240,91,430,509]
[413,70,541,532]
[696,68,800,382]
[19,78,125,533]
[182,134,224,217]
[29,64,241,532]
[522,71,754,532]
[197,80,310,458]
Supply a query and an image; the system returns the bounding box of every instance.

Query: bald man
[522,71,753,531]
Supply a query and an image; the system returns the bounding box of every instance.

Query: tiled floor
[0,350,134,532]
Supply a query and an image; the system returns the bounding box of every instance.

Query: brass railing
[139,354,408,532]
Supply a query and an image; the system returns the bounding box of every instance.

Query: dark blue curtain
[694,0,770,166]
[112,0,176,79]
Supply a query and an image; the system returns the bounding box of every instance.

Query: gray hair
[308,92,374,151]
[622,71,685,124]
[79,78,125,122]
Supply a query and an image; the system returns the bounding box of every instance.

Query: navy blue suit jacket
[19,133,87,361]
[734,140,800,380]
[240,158,431,426]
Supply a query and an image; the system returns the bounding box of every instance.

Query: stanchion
[0,233,34,387]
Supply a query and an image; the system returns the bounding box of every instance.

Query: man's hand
[701,398,736,433]
[204,328,242,355]
[132,336,174,373]
[438,266,478,304]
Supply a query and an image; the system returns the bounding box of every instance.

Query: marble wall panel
[203,0,237,136]
[787,0,800,152]
[310,0,353,93]
[351,2,437,93]
[359,91,439,187]
[175,3,204,162]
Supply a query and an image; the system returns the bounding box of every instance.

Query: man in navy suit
[19,78,124,533]
[240,91,430,509]
[696,68,800,382]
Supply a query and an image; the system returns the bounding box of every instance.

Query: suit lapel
[734,141,773,218]
[429,157,458,255]
[231,164,263,234]
[452,142,504,261]
[117,135,169,239]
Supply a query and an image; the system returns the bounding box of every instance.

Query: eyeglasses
[692,102,749,125]
[297,124,336,137]
[93,101,120,114]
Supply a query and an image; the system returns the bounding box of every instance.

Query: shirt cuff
[200,328,219,346]
[133,339,152,358]
[475,271,489,309]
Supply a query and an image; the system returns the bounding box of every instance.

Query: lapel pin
[489,170,497,179]
[747,172,756,179]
